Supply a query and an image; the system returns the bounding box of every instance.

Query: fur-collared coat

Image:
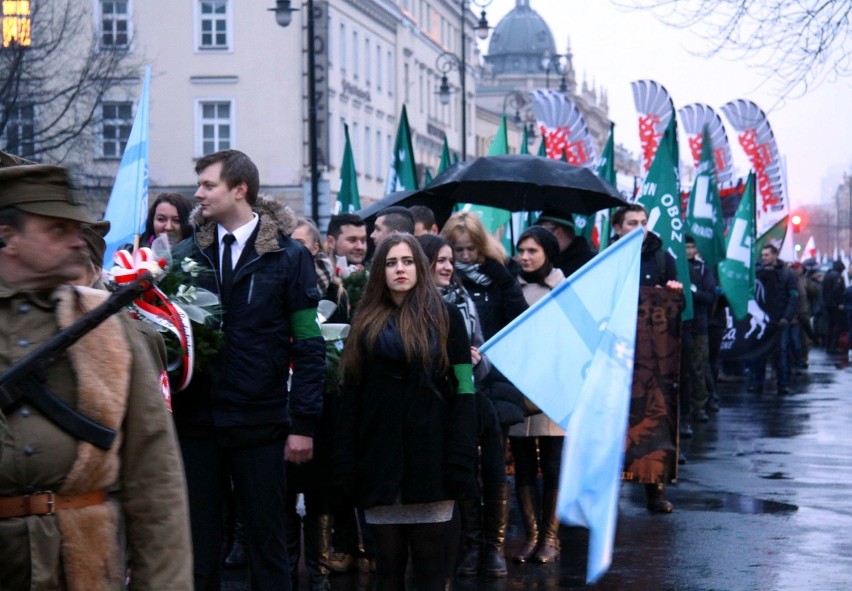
[0,281,192,590]
[173,196,325,434]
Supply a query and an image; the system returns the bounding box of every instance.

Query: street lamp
[270,0,321,225]
[502,90,536,145]
[437,0,493,161]
[541,50,568,92]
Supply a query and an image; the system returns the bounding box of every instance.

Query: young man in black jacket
[613,204,682,514]
[177,149,326,591]
[747,245,798,394]
[535,209,597,278]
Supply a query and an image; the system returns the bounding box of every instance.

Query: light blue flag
[103,66,151,264]
[480,228,643,583]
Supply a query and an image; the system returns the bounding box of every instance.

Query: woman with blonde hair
[335,233,478,591]
[440,212,527,577]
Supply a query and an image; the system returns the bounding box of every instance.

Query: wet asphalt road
[223,348,852,590]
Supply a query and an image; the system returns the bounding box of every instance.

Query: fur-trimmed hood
[190,194,298,255]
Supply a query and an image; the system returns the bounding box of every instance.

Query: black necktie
[221,233,236,303]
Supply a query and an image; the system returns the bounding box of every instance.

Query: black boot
[533,489,560,564]
[645,483,674,514]
[285,507,302,589]
[482,483,509,577]
[512,485,538,563]
[305,513,332,591]
[455,499,482,576]
[224,517,248,569]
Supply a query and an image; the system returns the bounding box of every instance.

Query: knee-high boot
[533,489,560,564]
[455,499,482,576]
[512,485,538,563]
[304,513,332,591]
[482,482,508,577]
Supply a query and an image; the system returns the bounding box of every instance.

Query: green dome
[485,0,557,76]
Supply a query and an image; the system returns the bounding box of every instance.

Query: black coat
[335,303,478,509]
[456,258,528,341]
[756,261,799,323]
[555,236,597,278]
[173,198,326,436]
[684,257,717,334]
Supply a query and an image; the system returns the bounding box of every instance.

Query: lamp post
[271,0,320,224]
[541,50,568,93]
[502,90,535,146]
[435,1,492,161]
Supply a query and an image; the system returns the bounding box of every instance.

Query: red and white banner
[721,99,789,236]
[631,80,674,173]
[530,89,597,167]
[678,103,734,187]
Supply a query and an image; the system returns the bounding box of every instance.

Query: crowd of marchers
[4,147,852,591]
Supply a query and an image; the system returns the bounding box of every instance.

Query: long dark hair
[340,234,449,385]
[142,193,193,244]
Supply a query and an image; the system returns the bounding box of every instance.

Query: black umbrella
[419,154,625,215]
[354,155,625,228]
[354,189,455,227]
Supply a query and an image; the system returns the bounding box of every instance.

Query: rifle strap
[3,377,116,450]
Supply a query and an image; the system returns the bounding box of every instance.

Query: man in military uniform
[0,163,192,590]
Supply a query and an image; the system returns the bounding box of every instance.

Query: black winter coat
[555,236,597,278]
[456,258,528,341]
[173,197,326,435]
[684,257,717,334]
[335,303,478,509]
[756,261,799,323]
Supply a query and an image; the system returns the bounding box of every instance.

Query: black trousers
[180,425,290,591]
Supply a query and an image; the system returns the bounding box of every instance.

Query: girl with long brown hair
[335,234,478,591]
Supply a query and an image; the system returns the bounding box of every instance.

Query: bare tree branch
[0,0,142,161]
[617,0,851,97]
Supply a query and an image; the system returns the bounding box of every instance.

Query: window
[100,101,133,158]
[364,126,371,176]
[100,1,130,49]
[404,63,409,103]
[365,37,371,86]
[198,0,229,50]
[339,23,346,74]
[352,30,358,80]
[375,129,382,178]
[2,103,34,157]
[2,0,31,47]
[376,44,382,91]
[387,50,393,96]
[197,100,232,155]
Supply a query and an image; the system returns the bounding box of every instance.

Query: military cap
[81,220,111,267]
[535,209,575,230]
[0,164,96,223]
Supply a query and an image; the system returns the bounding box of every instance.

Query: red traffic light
[791,214,802,225]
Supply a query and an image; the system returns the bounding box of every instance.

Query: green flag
[423,167,433,186]
[537,135,547,157]
[685,126,725,269]
[596,123,616,250]
[718,172,756,320]
[385,104,418,194]
[754,215,789,255]
[335,123,361,214]
[520,125,530,155]
[636,115,693,321]
[462,117,512,241]
[438,137,452,175]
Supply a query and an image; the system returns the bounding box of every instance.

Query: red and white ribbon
[111,248,195,392]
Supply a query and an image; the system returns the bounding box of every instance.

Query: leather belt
[0,489,108,519]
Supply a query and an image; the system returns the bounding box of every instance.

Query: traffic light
[791,214,802,233]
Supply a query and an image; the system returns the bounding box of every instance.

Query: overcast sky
[479,0,852,207]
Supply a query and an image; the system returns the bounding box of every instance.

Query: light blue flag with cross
[480,227,643,583]
[103,66,151,264]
